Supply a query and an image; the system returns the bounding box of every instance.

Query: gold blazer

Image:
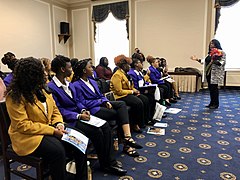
[110,69,137,99]
[6,90,63,156]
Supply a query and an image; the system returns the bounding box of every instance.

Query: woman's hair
[130,58,140,68]
[72,59,90,82]
[70,58,79,69]
[7,57,45,104]
[51,55,71,73]
[158,57,166,67]
[114,54,132,68]
[146,55,156,64]
[1,52,17,71]
[132,53,143,63]
[208,39,222,53]
[99,57,108,67]
[40,58,51,72]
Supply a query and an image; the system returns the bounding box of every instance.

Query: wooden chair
[0,101,50,180]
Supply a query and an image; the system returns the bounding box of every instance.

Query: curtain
[92,1,129,41]
[215,0,240,34]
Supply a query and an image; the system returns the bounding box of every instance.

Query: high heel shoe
[124,136,143,149]
[170,98,177,103]
[123,145,140,157]
[165,101,171,106]
[209,105,219,109]
[176,96,181,100]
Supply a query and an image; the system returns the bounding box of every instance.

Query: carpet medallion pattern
[0,89,239,180]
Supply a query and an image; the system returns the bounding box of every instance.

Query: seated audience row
[1,52,180,180]
[5,57,87,180]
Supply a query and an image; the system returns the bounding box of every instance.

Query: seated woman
[110,55,151,131]
[147,56,176,106]
[157,57,181,100]
[48,55,127,174]
[128,58,156,123]
[87,58,98,80]
[6,57,87,180]
[72,59,142,157]
[1,52,18,87]
[95,57,113,80]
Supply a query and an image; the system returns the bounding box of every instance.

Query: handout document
[80,115,106,127]
[164,108,182,114]
[62,127,89,154]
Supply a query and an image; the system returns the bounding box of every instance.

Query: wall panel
[0,0,53,71]
[72,8,90,59]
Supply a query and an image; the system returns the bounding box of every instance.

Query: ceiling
[57,0,98,4]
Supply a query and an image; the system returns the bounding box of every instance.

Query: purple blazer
[149,66,164,84]
[48,80,86,127]
[128,68,149,89]
[88,70,98,80]
[3,73,13,87]
[73,78,109,115]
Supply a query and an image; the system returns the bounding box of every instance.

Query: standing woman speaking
[191,39,226,109]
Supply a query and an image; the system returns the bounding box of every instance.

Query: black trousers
[75,121,116,168]
[142,92,156,121]
[94,101,129,126]
[206,74,219,106]
[158,83,172,99]
[164,81,174,97]
[118,94,149,127]
[31,135,87,180]
[94,101,129,138]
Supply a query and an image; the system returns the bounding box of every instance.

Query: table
[168,72,202,92]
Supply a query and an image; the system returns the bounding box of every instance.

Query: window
[94,12,129,70]
[215,2,240,70]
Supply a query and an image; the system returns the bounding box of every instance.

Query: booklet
[62,127,89,154]
[165,78,175,83]
[147,127,165,135]
[164,108,182,114]
[80,115,106,127]
[160,75,171,81]
[153,122,168,128]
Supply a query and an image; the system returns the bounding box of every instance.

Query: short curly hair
[51,55,71,73]
[114,54,132,67]
[7,57,45,104]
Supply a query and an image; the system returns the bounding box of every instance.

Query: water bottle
[87,161,92,180]
[113,138,119,151]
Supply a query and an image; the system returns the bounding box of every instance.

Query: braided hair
[72,59,90,82]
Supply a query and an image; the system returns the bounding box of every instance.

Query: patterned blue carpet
[1,89,240,180]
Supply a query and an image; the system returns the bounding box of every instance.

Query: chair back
[96,79,110,94]
[0,101,11,155]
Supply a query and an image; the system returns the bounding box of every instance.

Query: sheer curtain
[94,12,129,70]
[215,1,240,70]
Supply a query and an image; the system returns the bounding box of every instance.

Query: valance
[216,0,240,6]
[92,1,129,41]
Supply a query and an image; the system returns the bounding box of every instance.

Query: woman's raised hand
[190,55,198,61]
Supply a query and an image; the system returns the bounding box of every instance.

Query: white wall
[0,0,68,72]
[134,0,208,71]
